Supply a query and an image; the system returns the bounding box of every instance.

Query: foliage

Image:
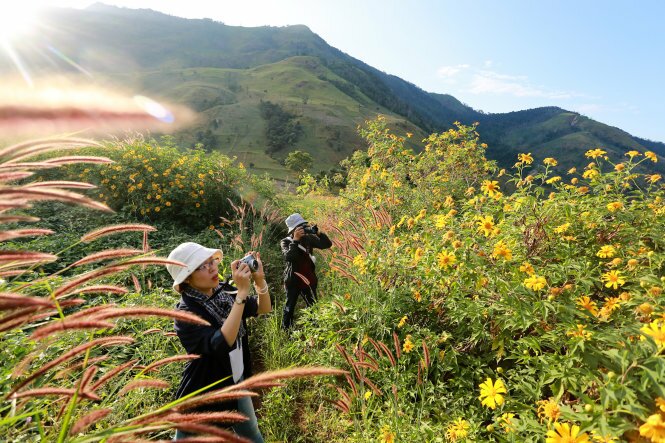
[54,136,277,231]
[285,150,314,173]
[258,117,665,442]
[259,100,303,155]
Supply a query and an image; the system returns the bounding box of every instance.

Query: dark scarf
[181,283,246,339]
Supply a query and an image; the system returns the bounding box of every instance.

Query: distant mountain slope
[1,3,662,174]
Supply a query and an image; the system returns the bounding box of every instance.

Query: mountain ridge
[1,4,662,175]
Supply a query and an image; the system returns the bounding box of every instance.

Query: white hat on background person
[285,213,307,233]
[166,242,222,290]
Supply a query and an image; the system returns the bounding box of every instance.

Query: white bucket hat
[166,242,222,290]
[285,213,307,233]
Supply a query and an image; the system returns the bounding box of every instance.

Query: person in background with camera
[166,242,271,442]
[281,213,332,329]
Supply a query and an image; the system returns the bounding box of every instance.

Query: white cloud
[468,70,577,99]
[436,64,470,78]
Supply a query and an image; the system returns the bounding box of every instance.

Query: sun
[0,3,42,41]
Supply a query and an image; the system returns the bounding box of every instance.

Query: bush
[58,136,276,231]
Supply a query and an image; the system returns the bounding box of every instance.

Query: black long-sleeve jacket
[280,232,332,287]
[173,283,258,411]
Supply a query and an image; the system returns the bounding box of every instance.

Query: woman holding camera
[166,242,271,442]
[281,213,332,329]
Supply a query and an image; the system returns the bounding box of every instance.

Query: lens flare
[133,95,175,123]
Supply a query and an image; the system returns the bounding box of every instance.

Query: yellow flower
[524,275,547,291]
[481,180,501,197]
[648,174,662,184]
[606,202,623,212]
[601,270,625,290]
[476,215,495,237]
[596,245,616,258]
[567,324,593,341]
[590,431,617,443]
[412,290,422,302]
[614,163,626,171]
[379,425,395,443]
[546,176,562,184]
[537,398,561,423]
[437,250,456,269]
[414,209,427,221]
[413,247,424,264]
[544,157,558,166]
[518,152,534,165]
[645,151,658,162]
[546,422,590,443]
[656,397,665,413]
[554,223,570,234]
[520,262,535,275]
[398,315,408,328]
[402,335,414,353]
[195,203,201,208]
[585,148,607,159]
[433,214,448,228]
[445,418,470,442]
[364,390,372,401]
[626,150,641,158]
[499,412,516,433]
[568,167,577,174]
[576,296,598,316]
[465,186,476,196]
[583,169,599,179]
[641,321,665,348]
[638,303,654,315]
[492,241,512,261]
[639,414,665,442]
[479,377,506,409]
[154,207,161,212]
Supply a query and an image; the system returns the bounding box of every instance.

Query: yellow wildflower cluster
[445,418,470,442]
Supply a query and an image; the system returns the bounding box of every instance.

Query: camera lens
[241,255,259,272]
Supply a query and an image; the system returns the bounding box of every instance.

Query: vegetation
[256,117,665,442]
[0,133,339,442]
[2,103,665,442]
[259,101,304,155]
[285,150,314,173]
[40,136,276,231]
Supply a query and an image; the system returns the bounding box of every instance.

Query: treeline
[259,100,303,154]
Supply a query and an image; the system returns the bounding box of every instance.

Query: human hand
[293,226,305,241]
[247,251,265,282]
[231,259,252,297]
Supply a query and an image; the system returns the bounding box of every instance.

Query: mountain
[1,3,663,176]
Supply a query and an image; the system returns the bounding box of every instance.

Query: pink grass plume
[81,224,157,243]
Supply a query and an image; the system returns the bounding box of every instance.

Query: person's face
[185,255,220,295]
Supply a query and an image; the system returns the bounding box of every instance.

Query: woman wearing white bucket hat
[166,242,271,442]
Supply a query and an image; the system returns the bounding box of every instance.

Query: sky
[4,0,665,142]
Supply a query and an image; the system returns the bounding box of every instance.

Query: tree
[285,150,313,172]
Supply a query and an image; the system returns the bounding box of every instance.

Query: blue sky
[13,0,665,142]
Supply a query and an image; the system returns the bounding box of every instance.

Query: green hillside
[110,56,425,178]
[1,3,663,175]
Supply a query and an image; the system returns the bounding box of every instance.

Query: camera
[303,225,319,235]
[239,254,259,272]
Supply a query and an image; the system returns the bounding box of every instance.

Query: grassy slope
[110,56,426,179]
